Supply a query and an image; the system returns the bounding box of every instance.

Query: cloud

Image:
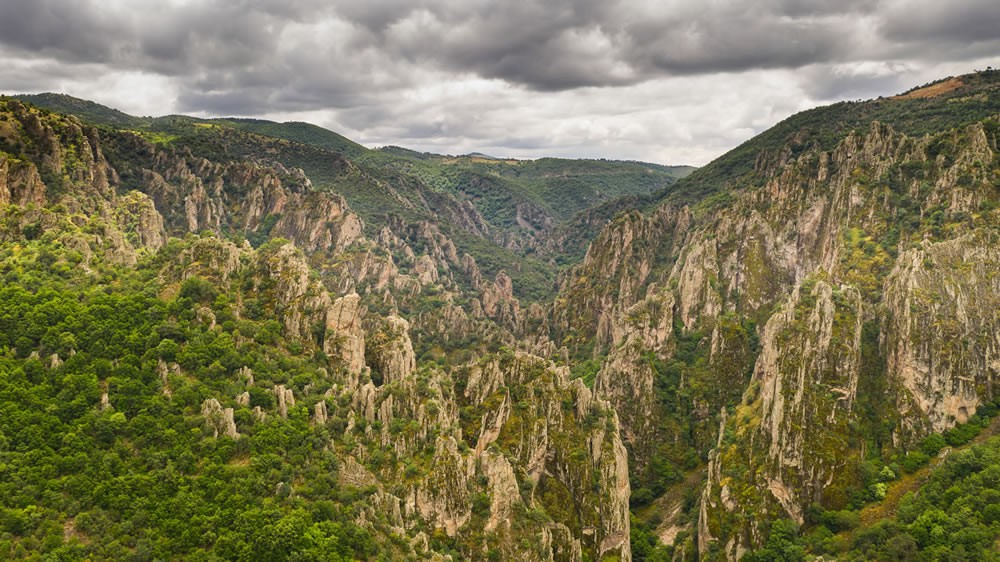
[880,0,1000,44]
[0,0,997,165]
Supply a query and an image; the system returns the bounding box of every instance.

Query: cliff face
[107,132,365,253]
[692,119,1000,555]
[884,230,1000,436]
[545,70,1000,554]
[0,98,633,561]
[699,280,864,558]
[6,77,1000,560]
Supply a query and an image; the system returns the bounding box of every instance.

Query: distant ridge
[12,92,148,127]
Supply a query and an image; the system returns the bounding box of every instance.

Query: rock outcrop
[884,230,1000,436]
[201,398,240,439]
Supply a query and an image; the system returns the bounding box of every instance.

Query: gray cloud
[880,0,1000,44]
[0,0,116,62]
[0,0,997,165]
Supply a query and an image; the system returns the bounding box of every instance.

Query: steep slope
[8,68,1000,562]
[13,93,690,289]
[0,98,632,561]
[550,69,1000,559]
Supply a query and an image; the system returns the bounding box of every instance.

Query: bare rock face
[701,280,864,555]
[251,243,332,341]
[884,230,1000,436]
[414,437,471,537]
[90,219,139,266]
[479,449,521,532]
[324,293,367,380]
[480,270,520,325]
[274,385,295,418]
[114,190,166,250]
[339,456,379,489]
[534,120,1000,556]
[594,285,675,469]
[314,400,329,425]
[164,236,245,286]
[410,221,461,266]
[0,157,47,207]
[0,101,118,210]
[673,238,723,331]
[554,205,690,353]
[271,191,364,252]
[463,352,632,561]
[413,254,438,285]
[120,138,366,252]
[461,253,482,289]
[365,315,416,386]
[201,398,240,439]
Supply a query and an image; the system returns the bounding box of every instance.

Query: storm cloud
[1,0,998,164]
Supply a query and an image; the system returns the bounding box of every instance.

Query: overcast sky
[1,0,998,165]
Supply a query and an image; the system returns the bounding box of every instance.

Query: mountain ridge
[3,70,1000,561]
[12,91,691,301]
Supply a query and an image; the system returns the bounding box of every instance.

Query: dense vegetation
[738,409,1000,562]
[0,234,387,560]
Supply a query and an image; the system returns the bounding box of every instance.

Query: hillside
[663,70,1000,210]
[11,93,690,299]
[2,69,1000,562]
[550,68,1000,559]
[0,96,632,561]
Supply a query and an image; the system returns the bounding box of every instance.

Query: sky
[1,1,998,166]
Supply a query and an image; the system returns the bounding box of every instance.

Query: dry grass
[894,77,965,100]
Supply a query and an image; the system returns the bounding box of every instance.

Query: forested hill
[3,69,1000,561]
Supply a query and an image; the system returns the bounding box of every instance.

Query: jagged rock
[414,254,438,285]
[673,238,722,331]
[166,236,245,286]
[274,385,295,418]
[461,253,482,289]
[365,315,416,386]
[594,284,675,468]
[114,190,166,250]
[340,455,379,488]
[271,191,364,252]
[238,366,254,386]
[201,398,240,439]
[414,437,471,537]
[0,157,46,207]
[464,352,632,561]
[554,205,690,352]
[252,406,267,422]
[481,449,521,532]
[411,221,461,265]
[324,293,366,380]
[251,242,334,342]
[701,280,863,553]
[156,359,179,397]
[314,400,328,425]
[481,270,520,324]
[884,230,1000,436]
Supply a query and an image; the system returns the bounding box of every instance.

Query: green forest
[0,235,384,560]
